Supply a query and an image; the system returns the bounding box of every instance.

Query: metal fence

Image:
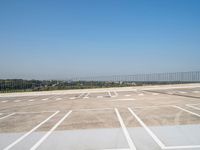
[72,71,200,82]
[0,71,200,92]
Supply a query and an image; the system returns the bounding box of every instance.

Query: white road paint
[69,97,76,100]
[173,106,200,117]
[152,93,159,96]
[0,113,15,120]
[1,100,8,103]
[128,107,166,149]
[138,93,144,96]
[30,110,72,150]
[55,98,62,101]
[108,91,112,97]
[115,108,137,150]
[42,98,49,101]
[83,93,90,99]
[3,111,59,150]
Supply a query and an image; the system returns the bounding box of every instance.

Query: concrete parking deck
[0,83,200,150]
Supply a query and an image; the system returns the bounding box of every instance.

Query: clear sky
[0,0,200,79]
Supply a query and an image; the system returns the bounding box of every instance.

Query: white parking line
[55,98,62,101]
[83,97,89,99]
[69,97,76,100]
[1,100,8,103]
[108,91,112,97]
[115,108,136,150]
[0,113,15,120]
[83,93,90,99]
[138,93,144,96]
[42,98,49,101]
[152,93,159,96]
[128,107,165,149]
[173,106,200,117]
[30,110,72,150]
[3,111,59,150]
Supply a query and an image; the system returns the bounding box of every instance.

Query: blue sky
[0,0,200,79]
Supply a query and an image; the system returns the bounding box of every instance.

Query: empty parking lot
[0,84,200,150]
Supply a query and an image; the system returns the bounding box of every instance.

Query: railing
[72,71,200,82]
[0,71,200,93]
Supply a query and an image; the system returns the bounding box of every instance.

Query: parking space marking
[108,91,112,97]
[0,113,15,120]
[128,107,165,149]
[30,110,72,150]
[69,97,76,100]
[1,100,8,103]
[152,93,159,96]
[138,93,144,96]
[115,108,136,150]
[173,106,200,117]
[3,111,59,150]
[42,98,49,101]
[83,93,90,99]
